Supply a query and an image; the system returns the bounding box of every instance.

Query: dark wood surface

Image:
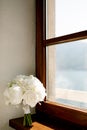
[9,113,86,130]
[46,31,87,46]
[36,102,87,127]
[36,0,46,87]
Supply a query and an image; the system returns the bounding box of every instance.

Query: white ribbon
[23,104,30,114]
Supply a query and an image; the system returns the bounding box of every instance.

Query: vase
[23,105,32,127]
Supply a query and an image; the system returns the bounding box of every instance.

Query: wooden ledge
[9,116,53,130]
[9,113,86,130]
[9,114,57,130]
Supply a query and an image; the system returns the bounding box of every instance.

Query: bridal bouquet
[4,75,46,127]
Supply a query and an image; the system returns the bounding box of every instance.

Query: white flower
[4,84,23,105]
[4,75,46,108]
[4,75,46,127]
[22,75,46,107]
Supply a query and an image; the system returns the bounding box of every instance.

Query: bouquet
[4,75,46,127]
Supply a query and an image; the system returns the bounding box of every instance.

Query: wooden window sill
[9,116,53,130]
[9,113,86,130]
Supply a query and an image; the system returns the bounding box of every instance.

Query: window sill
[9,112,85,130]
[9,114,56,130]
[36,101,87,127]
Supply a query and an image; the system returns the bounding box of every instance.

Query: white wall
[0,0,35,130]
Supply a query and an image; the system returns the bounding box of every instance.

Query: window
[47,39,87,109]
[47,0,87,39]
[36,0,87,126]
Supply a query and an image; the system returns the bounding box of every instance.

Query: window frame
[36,0,87,126]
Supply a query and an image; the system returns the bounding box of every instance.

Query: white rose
[22,75,46,107]
[23,90,39,107]
[4,85,23,105]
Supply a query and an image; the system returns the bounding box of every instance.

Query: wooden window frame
[36,0,87,126]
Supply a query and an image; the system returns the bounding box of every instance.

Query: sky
[55,0,87,36]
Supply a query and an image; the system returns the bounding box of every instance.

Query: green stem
[23,113,32,127]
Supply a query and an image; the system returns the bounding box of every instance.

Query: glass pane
[46,39,87,109]
[46,0,87,39]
